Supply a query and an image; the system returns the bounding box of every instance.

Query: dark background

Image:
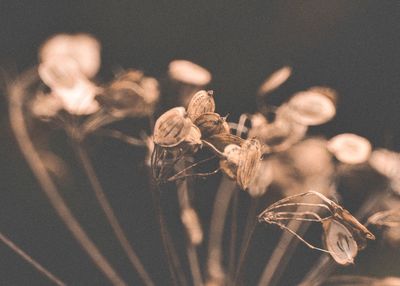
[0,1,399,285]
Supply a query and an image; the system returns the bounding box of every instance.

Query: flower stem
[9,69,127,286]
[0,232,66,286]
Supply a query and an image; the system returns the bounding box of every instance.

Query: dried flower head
[168,60,212,86]
[187,90,216,121]
[248,160,273,197]
[153,107,192,147]
[39,33,101,78]
[194,112,230,138]
[287,87,337,126]
[97,70,160,118]
[327,133,372,164]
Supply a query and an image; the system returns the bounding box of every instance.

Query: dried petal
[287,87,337,126]
[153,107,192,147]
[187,90,215,121]
[194,112,230,138]
[237,139,262,190]
[168,60,211,86]
[327,133,372,164]
[323,219,358,265]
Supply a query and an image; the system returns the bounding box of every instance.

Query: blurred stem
[234,198,259,285]
[206,177,237,284]
[299,191,389,286]
[73,143,154,286]
[9,69,127,286]
[0,232,66,286]
[92,129,147,146]
[227,188,239,285]
[148,174,187,286]
[176,161,203,286]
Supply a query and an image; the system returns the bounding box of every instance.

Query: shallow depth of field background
[0,1,399,285]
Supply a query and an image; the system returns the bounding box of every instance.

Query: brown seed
[194,112,230,138]
[323,219,358,265]
[237,139,262,190]
[204,133,244,153]
[187,90,216,121]
[153,107,192,147]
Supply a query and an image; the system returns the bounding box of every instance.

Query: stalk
[9,69,127,286]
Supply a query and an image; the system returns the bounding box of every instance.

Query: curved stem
[0,232,66,286]
[73,144,154,286]
[227,188,239,285]
[9,69,127,286]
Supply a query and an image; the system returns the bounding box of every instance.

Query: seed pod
[184,124,202,151]
[237,139,262,190]
[153,107,192,147]
[204,133,244,153]
[224,144,241,165]
[181,208,203,245]
[248,160,273,197]
[367,209,400,228]
[168,60,211,86]
[187,90,216,121]
[323,219,358,265]
[257,66,292,95]
[327,133,372,164]
[220,159,238,180]
[194,112,230,138]
[38,57,83,89]
[287,87,337,126]
[336,208,375,241]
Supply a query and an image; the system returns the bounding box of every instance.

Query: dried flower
[327,133,372,164]
[187,90,216,121]
[194,112,230,138]
[237,139,262,190]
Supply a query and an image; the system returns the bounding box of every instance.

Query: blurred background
[0,1,399,285]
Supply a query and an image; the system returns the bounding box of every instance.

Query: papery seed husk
[187,90,215,121]
[194,112,230,138]
[369,149,400,181]
[257,66,292,95]
[337,208,375,241]
[327,133,372,164]
[287,88,337,126]
[184,124,202,148]
[367,209,400,227]
[323,219,358,265]
[204,133,245,154]
[224,144,241,165]
[248,160,273,197]
[38,57,84,89]
[153,107,192,147]
[237,139,262,190]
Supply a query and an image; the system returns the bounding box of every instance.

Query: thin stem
[9,69,127,286]
[176,165,203,286]
[92,129,147,146]
[227,188,239,285]
[74,144,154,286]
[206,177,237,284]
[0,232,66,286]
[234,222,257,286]
[166,155,217,182]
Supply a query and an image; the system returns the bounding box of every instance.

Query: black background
[0,1,399,285]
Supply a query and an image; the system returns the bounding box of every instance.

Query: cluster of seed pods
[258,191,375,265]
[152,90,263,190]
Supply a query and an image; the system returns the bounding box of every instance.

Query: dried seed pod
[248,160,273,197]
[187,90,216,121]
[323,219,358,265]
[327,133,372,164]
[336,208,375,241]
[367,209,400,228]
[168,60,211,86]
[287,87,337,126]
[369,149,400,193]
[194,112,230,138]
[257,66,292,95]
[237,139,262,190]
[220,159,238,180]
[181,208,203,245]
[153,107,192,147]
[30,91,62,119]
[184,124,202,150]
[224,144,241,165]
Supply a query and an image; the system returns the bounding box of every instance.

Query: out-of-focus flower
[257,66,292,95]
[96,70,160,118]
[287,87,337,126]
[30,91,63,119]
[248,160,273,197]
[327,133,372,164]
[39,33,101,78]
[168,60,211,86]
[369,149,400,193]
